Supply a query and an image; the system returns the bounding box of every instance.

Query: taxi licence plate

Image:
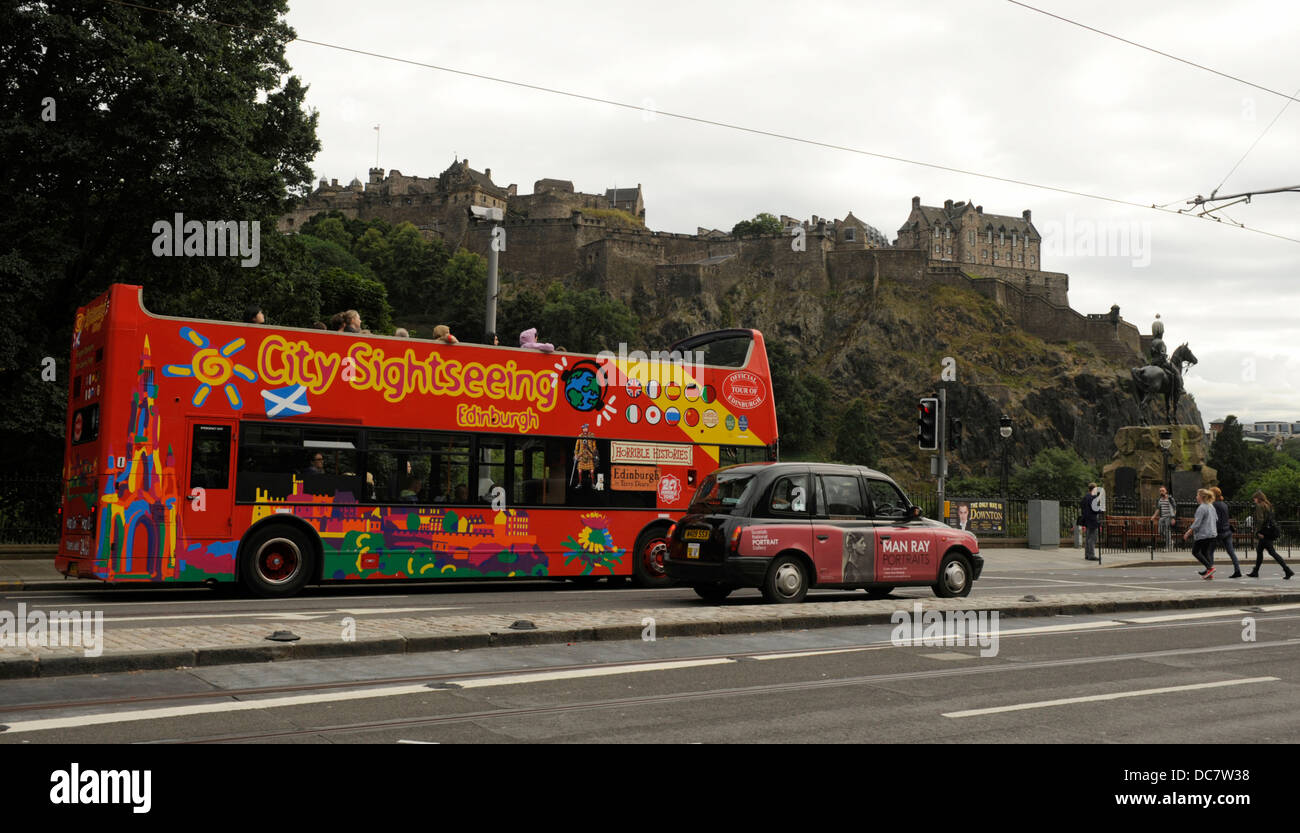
[687,542,700,559]
[683,529,710,541]
[68,561,78,576]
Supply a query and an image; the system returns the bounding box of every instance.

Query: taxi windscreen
[688,471,756,513]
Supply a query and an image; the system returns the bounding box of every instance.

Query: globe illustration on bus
[563,361,604,412]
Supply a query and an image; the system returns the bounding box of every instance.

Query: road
[2,603,1297,744]
[3,560,1295,631]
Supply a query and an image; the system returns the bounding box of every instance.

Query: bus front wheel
[632,525,673,588]
[241,524,315,598]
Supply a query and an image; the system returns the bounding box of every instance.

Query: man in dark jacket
[1081,483,1101,561]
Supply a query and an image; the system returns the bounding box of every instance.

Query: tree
[731,212,783,237]
[1009,448,1097,500]
[0,1,320,474]
[1208,416,1251,499]
[834,398,877,466]
[498,281,639,354]
[1241,465,1300,508]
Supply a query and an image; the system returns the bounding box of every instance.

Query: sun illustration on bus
[161,326,258,409]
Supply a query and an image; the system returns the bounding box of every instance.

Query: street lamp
[1158,427,1173,494]
[999,415,1013,499]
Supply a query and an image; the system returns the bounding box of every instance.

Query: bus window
[428,433,470,504]
[236,423,359,501]
[720,445,769,467]
[189,424,231,490]
[513,437,563,506]
[368,430,469,504]
[476,436,507,503]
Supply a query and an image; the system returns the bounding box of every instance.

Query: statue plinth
[1103,425,1216,506]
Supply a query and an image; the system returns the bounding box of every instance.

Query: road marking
[752,646,889,660]
[1259,603,1300,612]
[450,658,734,688]
[396,739,439,744]
[943,677,1280,718]
[0,684,436,734]
[1120,610,1250,624]
[103,607,461,624]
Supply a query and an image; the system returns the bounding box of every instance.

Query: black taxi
[665,462,982,603]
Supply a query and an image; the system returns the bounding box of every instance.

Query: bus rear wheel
[241,524,315,598]
[632,525,673,588]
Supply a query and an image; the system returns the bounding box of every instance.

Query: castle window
[945,227,951,238]
[981,250,987,259]
[968,231,974,244]
[1030,256,1036,265]
[946,247,952,256]
[934,246,940,255]
[934,227,940,238]
[987,230,993,243]
[999,232,1005,245]
[845,227,856,242]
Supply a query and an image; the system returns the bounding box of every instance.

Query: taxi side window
[768,475,809,515]
[819,474,867,518]
[866,479,909,521]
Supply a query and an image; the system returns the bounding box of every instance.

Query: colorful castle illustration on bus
[87,334,627,582]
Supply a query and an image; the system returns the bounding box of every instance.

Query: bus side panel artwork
[57,285,778,589]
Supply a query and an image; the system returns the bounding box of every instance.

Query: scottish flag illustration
[261,385,311,419]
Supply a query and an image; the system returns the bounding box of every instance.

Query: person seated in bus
[302,453,326,478]
[328,312,345,332]
[394,327,410,338]
[244,304,264,324]
[343,310,362,333]
[485,332,499,346]
[519,328,554,352]
[453,484,469,504]
[399,477,421,503]
[432,325,458,345]
[311,321,327,329]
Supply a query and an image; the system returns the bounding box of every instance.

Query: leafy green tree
[834,398,877,466]
[1281,438,1300,465]
[731,212,783,237]
[0,0,320,476]
[1208,416,1251,499]
[318,267,392,334]
[498,281,639,354]
[1241,465,1300,508]
[946,475,1001,498]
[1010,448,1097,500]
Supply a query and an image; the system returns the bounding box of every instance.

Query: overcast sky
[282,0,1299,428]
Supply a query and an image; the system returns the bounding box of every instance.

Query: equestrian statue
[1130,315,1197,426]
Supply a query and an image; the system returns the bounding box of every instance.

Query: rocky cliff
[610,256,1205,486]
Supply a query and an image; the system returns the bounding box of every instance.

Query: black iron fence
[0,477,63,545]
[1095,499,1300,557]
[909,492,1079,539]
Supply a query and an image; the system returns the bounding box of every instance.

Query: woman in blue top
[1183,488,1218,579]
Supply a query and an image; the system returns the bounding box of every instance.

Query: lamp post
[999,415,1013,499]
[1159,427,1173,494]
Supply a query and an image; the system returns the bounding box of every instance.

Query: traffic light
[949,416,962,450]
[917,397,939,450]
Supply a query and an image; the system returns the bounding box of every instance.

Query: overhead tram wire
[1212,83,1300,197]
[103,0,1300,246]
[1005,0,1300,105]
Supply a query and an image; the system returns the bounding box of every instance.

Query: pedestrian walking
[1210,486,1242,577]
[1247,491,1293,579]
[1080,483,1101,561]
[1151,486,1175,550]
[1183,488,1218,579]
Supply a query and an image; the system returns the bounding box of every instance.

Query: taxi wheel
[761,555,808,604]
[933,551,972,598]
[865,586,894,599]
[633,525,673,588]
[693,583,735,602]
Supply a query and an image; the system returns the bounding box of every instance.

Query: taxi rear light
[667,523,676,540]
[729,526,742,553]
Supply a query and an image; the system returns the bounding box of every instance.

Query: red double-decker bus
[57,284,778,596]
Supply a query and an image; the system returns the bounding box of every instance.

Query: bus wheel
[933,551,972,598]
[241,525,314,598]
[632,525,673,588]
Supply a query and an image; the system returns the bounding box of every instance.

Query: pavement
[1,545,1296,680]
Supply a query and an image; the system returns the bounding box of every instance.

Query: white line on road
[942,677,1280,718]
[1119,610,1251,624]
[102,607,461,624]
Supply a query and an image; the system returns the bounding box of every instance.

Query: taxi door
[811,472,873,584]
[866,478,940,584]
